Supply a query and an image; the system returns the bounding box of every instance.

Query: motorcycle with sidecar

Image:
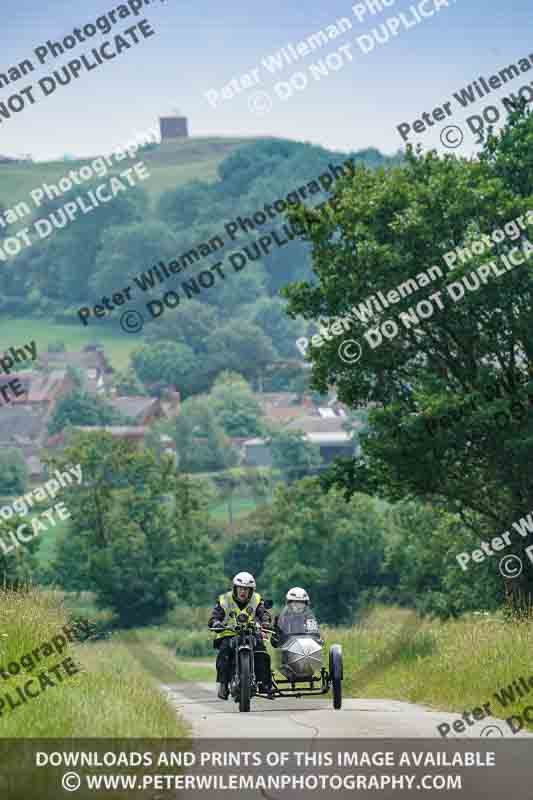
[213,607,343,712]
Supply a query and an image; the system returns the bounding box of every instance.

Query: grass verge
[115,627,215,682]
[0,589,189,737]
[330,606,533,731]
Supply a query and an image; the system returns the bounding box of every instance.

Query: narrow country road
[161,679,532,739]
[158,678,533,799]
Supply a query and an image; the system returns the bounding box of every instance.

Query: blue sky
[1,0,532,161]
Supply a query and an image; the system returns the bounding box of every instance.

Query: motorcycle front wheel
[238,651,251,712]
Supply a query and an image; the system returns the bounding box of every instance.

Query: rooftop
[107,396,159,420]
[28,370,68,402]
[40,347,113,372]
[0,406,45,440]
[74,426,148,436]
[285,415,351,434]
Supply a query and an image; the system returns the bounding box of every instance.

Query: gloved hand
[254,622,266,639]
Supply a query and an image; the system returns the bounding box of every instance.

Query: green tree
[269,429,322,483]
[208,372,264,436]
[379,501,503,618]
[112,368,147,397]
[0,449,27,495]
[240,465,275,507]
[203,410,238,472]
[245,297,305,358]
[173,398,238,472]
[131,342,198,397]
[12,182,147,306]
[48,390,125,435]
[205,322,276,385]
[89,220,176,297]
[143,301,218,353]
[157,180,211,230]
[48,432,223,624]
[223,504,278,584]
[0,516,39,589]
[211,268,268,317]
[260,479,385,623]
[284,106,533,611]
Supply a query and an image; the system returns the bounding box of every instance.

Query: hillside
[0,137,400,324]
[0,135,272,209]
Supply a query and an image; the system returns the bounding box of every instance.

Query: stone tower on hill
[159,113,189,140]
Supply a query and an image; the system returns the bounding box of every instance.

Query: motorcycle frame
[228,621,258,699]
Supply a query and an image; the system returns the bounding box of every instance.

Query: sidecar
[261,609,343,709]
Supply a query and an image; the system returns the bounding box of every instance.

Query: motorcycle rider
[208,572,273,700]
[271,587,323,648]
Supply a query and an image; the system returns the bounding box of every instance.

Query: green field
[31,488,266,570]
[209,494,262,523]
[0,136,270,211]
[0,317,142,370]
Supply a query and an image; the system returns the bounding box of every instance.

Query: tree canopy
[0,449,27,496]
[47,432,224,625]
[48,390,127,435]
[284,106,533,609]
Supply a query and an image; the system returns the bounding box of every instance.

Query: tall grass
[162,606,213,656]
[120,622,213,659]
[115,628,215,682]
[0,589,189,737]
[329,606,533,729]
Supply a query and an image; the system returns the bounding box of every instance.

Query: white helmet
[286,587,309,613]
[233,572,256,589]
[286,587,309,603]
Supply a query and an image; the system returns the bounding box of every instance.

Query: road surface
[157,678,533,799]
[162,678,531,739]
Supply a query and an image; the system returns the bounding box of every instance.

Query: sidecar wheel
[329,645,342,710]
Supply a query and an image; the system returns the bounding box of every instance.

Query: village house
[242,404,360,469]
[255,392,316,424]
[39,345,114,394]
[0,369,78,478]
[106,394,166,425]
[47,426,177,461]
[0,406,49,478]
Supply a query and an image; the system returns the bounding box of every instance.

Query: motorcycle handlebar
[210,621,272,635]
